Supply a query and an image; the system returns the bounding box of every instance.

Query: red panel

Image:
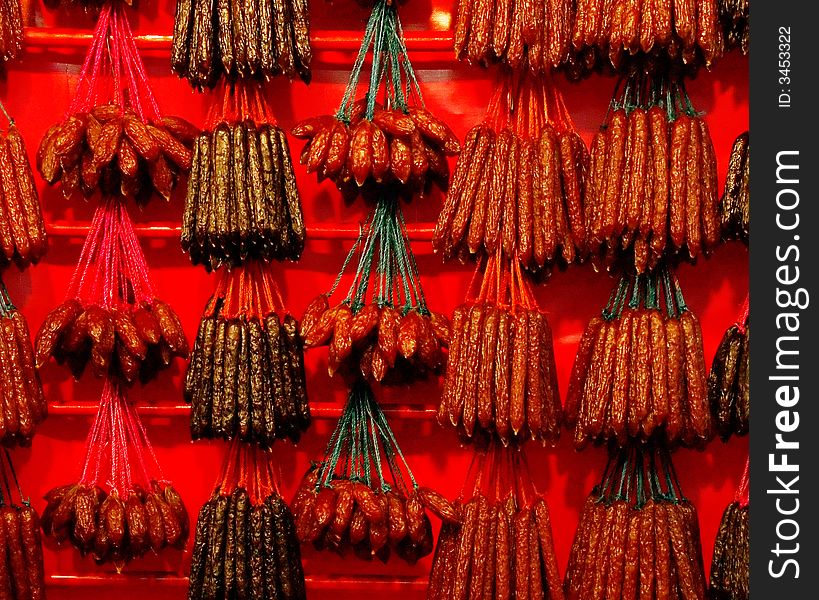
[3,1,748,597]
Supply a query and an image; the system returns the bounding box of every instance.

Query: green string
[330,191,428,317]
[366,1,387,119]
[328,211,374,301]
[337,0,425,121]
[337,17,379,122]
[398,209,428,313]
[645,273,660,311]
[635,448,646,508]
[318,399,355,489]
[368,389,418,489]
[318,380,417,493]
[602,277,630,321]
[660,267,678,319]
[671,270,689,313]
[0,279,14,316]
[627,275,642,310]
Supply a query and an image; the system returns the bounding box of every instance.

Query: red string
[205,80,278,130]
[79,397,111,487]
[77,378,168,495]
[736,293,750,333]
[214,440,278,505]
[66,197,156,308]
[214,261,284,320]
[68,3,160,120]
[735,456,750,507]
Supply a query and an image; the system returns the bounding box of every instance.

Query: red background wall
[2,1,749,597]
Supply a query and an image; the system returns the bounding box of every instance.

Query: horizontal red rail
[23,29,455,53]
[47,403,437,420]
[45,223,436,241]
[47,574,429,589]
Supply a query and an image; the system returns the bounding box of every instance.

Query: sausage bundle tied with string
[292,381,458,565]
[439,250,562,447]
[707,295,749,441]
[434,67,590,276]
[188,438,306,600]
[584,72,721,275]
[719,0,749,54]
[453,0,723,79]
[185,260,311,447]
[709,457,748,600]
[34,197,188,383]
[301,196,450,385]
[41,380,189,569]
[0,100,47,268]
[182,79,306,272]
[171,0,312,88]
[566,267,712,450]
[565,445,708,600]
[291,0,461,204]
[427,440,564,600]
[36,3,197,206]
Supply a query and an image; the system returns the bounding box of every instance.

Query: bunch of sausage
[301,295,451,384]
[428,493,563,600]
[41,482,189,567]
[171,0,312,88]
[0,122,47,268]
[182,120,306,270]
[441,303,562,445]
[435,122,589,272]
[35,298,189,383]
[292,468,456,565]
[453,0,573,73]
[37,106,196,205]
[585,104,720,273]
[570,0,724,70]
[567,274,712,449]
[186,301,311,446]
[188,487,306,600]
[292,105,459,201]
[566,449,707,600]
[0,0,22,62]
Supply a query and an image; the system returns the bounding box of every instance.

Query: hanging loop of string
[65,196,156,307]
[485,68,575,137]
[466,248,536,312]
[326,194,428,316]
[315,379,416,494]
[214,439,280,504]
[336,0,424,123]
[204,79,278,131]
[213,260,286,320]
[68,2,160,121]
[77,378,166,497]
